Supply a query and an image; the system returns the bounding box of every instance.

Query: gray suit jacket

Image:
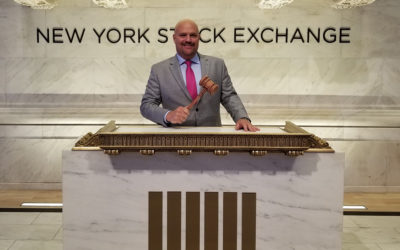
[140,54,249,126]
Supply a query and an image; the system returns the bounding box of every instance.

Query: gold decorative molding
[285,150,304,156]
[104,149,119,155]
[250,150,267,156]
[283,121,334,153]
[98,132,311,156]
[214,149,229,156]
[140,149,155,155]
[177,150,192,155]
[73,121,334,156]
[71,146,101,151]
[74,120,117,147]
[306,148,335,153]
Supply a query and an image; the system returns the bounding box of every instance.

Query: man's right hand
[166,106,190,124]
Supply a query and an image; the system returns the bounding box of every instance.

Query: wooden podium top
[74,121,333,156]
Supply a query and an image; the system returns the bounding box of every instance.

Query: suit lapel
[199,53,209,77]
[169,56,192,101]
[198,54,212,108]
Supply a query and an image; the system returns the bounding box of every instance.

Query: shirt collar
[176,53,200,65]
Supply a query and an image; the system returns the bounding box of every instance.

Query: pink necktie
[185,60,197,100]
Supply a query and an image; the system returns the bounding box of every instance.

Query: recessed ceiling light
[21,203,63,207]
[343,205,367,210]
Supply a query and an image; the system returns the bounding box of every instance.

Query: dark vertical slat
[186,192,200,250]
[223,192,237,250]
[204,192,218,250]
[149,192,162,250]
[167,192,181,250]
[242,193,256,250]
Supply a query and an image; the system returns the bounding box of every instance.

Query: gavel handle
[186,88,207,110]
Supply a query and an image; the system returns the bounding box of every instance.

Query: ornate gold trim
[75,120,117,147]
[140,149,155,155]
[98,123,311,156]
[177,150,192,155]
[73,121,334,156]
[305,148,335,153]
[214,149,229,156]
[71,147,101,151]
[285,150,304,156]
[250,150,267,156]
[99,134,310,150]
[283,121,334,152]
[104,149,120,155]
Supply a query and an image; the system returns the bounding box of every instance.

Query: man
[140,19,259,132]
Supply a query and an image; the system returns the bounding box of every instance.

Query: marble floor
[0,212,399,250]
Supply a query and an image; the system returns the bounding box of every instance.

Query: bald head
[173,19,200,60]
[174,19,199,34]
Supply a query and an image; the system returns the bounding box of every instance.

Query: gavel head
[199,76,218,95]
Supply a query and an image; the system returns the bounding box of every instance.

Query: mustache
[182,42,194,46]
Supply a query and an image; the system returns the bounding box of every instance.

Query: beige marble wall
[0,0,399,191]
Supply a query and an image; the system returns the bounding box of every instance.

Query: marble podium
[63,125,343,250]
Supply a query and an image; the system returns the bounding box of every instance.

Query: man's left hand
[235,118,260,132]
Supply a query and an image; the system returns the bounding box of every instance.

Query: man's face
[173,21,199,60]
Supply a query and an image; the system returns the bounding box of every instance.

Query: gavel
[186,76,219,110]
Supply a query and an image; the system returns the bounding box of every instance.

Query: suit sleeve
[140,66,170,126]
[219,60,250,123]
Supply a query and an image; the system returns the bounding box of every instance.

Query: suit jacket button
[196,108,199,112]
